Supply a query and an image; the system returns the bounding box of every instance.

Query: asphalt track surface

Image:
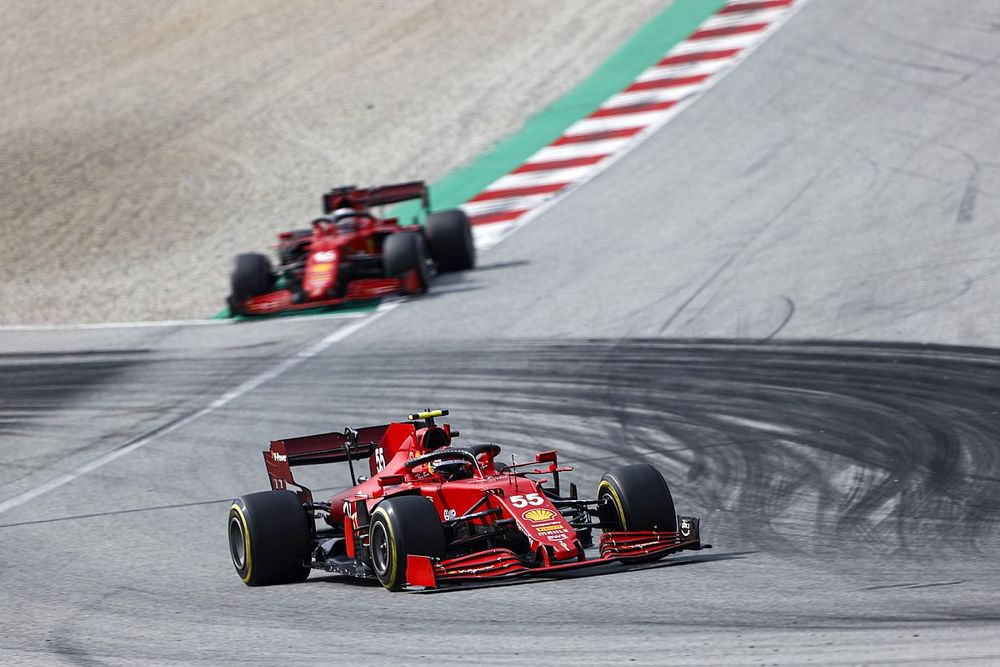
[3,0,1000,664]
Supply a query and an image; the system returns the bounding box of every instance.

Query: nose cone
[305,249,338,298]
[514,504,581,561]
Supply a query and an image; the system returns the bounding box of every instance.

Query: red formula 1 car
[227,181,474,316]
[227,410,708,591]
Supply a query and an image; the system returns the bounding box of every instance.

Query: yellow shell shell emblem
[522,509,556,522]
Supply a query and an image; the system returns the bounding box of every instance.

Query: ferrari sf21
[227,181,474,316]
[227,410,708,591]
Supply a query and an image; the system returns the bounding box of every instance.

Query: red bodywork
[263,413,706,589]
[233,182,430,316]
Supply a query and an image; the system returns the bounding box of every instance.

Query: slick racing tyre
[369,496,445,591]
[598,463,677,558]
[230,252,274,301]
[383,232,429,294]
[228,490,311,586]
[425,209,475,272]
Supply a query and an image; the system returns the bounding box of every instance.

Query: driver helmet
[331,207,359,233]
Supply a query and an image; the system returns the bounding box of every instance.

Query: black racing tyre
[369,495,445,591]
[383,231,420,276]
[383,232,429,294]
[228,490,311,586]
[425,209,475,272]
[230,253,274,301]
[598,463,677,536]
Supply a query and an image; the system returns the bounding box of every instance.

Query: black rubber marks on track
[325,338,1000,561]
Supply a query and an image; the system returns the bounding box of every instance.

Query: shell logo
[522,509,556,522]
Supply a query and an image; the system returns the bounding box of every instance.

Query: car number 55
[510,493,544,508]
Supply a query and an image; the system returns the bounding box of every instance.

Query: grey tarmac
[2,0,1000,664]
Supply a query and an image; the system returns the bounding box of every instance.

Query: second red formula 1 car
[227,181,474,316]
[227,410,709,591]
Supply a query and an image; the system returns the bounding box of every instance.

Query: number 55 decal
[510,493,544,508]
[374,447,387,471]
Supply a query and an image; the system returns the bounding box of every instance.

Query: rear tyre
[383,232,429,294]
[228,490,311,586]
[230,253,274,302]
[425,209,475,272]
[598,464,677,562]
[369,495,445,591]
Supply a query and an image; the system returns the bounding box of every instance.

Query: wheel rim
[371,521,391,576]
[599,489,626,531]
[229,515,247,570]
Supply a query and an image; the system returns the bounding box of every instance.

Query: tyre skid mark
[301,338,1000,560]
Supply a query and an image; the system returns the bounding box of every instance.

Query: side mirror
[377,474,406,487]
[535,450,557,465]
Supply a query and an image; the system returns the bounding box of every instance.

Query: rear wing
[322,181,429,214]
[264,425,389,499]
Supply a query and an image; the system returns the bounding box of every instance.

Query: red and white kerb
[462,0,807,250]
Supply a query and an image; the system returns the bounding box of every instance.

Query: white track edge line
[0,0,810,513]
[0,308,371,332]
[0,301,400,515]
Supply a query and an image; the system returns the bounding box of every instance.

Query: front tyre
[425,209,475,272]
[369,496,446,591]
[228,490,311,586]
[598,463,677,536]
[229,252,274,312]
[383,232,429,295]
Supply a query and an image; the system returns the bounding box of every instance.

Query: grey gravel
[0,0,665,325]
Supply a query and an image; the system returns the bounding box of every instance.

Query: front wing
[234,278,406,316]
[406,515,708,589]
